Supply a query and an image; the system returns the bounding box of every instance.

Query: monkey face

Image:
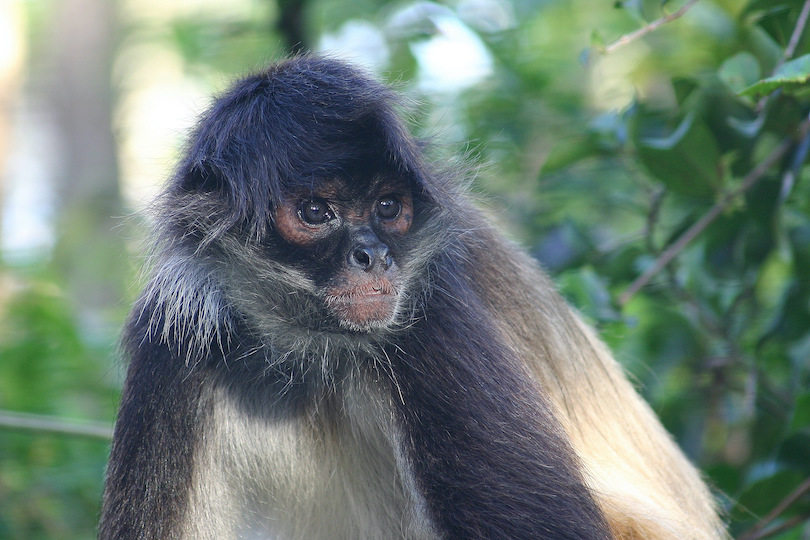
[273,178,414,332]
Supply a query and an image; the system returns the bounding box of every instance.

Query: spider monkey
[99,56,727,539]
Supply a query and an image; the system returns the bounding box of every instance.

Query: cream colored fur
[473,224,727,539]
[184,375,439,540]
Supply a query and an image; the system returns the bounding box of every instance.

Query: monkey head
[153,57,453,350]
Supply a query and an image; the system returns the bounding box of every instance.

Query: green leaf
[733,470,805,518]
[557,266,619,322]
[740,54,810,97]
[719,52,761,94]
[791,393,810,432]
[590,29,606,49]
[542,136,601,174]
[778,432,810,473]
[636,114,722,197]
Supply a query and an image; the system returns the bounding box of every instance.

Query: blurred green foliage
[2,0,810,537]
[0,275,118,538]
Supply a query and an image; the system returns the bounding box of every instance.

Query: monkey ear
[171,157,275,239]
[177,161,226,193]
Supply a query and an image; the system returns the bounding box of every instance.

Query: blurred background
[0,0,809,537]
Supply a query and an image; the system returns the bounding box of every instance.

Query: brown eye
[376,196,401,220]
[300,199,334,225]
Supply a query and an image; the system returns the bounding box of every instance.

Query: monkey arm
[98,303,211,539]
[465,222,728,539]
[389,245,612,540]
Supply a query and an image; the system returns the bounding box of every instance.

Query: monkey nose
[350,244,392,272]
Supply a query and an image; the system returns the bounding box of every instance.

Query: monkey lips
[324,278,399,329]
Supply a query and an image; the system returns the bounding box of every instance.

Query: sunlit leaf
[719,52,761,93]
[740,54,810,96]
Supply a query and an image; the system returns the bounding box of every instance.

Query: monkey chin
[325,281,400,332]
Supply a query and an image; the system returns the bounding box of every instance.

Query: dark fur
[391,244,609,538]
[100,56,617,539]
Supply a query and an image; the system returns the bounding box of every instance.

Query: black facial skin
[271,175,415,332]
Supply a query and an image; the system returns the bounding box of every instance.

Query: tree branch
[604,0,701,54]
[0,409,112,440]
[619,118,810,305]
[782,0,810,67]
[738,476,810,540]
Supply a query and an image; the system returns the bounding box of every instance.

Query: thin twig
[749,514,810,540]
[619,118,810,305]
[738,476,810,540]
[604,0,701,54]
[0,410,113,440]
[643,187,666,254]
[782,0,810,66]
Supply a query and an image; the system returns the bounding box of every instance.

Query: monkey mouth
[324,280,399,329]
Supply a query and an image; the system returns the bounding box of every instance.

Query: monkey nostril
[352,247,374,270]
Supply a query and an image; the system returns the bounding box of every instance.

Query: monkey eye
[299,198,334,225]
[376,196,401,220]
